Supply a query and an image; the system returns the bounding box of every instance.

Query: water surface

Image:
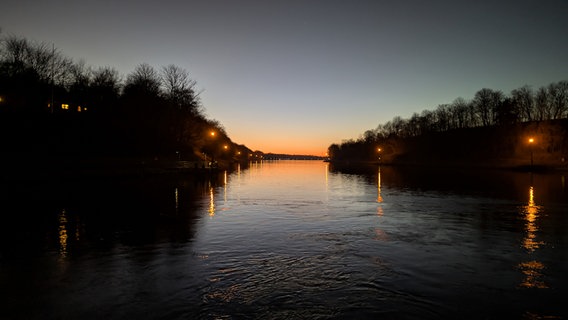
[1,161,567,319]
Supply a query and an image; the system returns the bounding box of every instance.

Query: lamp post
[377,147,382,163]
[528,138,534,167]
[205,130,217,166]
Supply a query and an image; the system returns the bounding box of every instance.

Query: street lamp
[377,147,382,163]
[204,130,217,165]
[528,137,534,167]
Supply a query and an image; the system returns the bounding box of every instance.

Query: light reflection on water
[1,161,568,319]
[208,184,216,217]
[58,209,68,258]
[518,185,547,289]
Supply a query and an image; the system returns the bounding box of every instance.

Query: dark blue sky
[2,0,567,154]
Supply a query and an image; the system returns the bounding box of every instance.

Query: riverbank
[0,155,243,181]
[327,159,568,173]
[329,119,568,173]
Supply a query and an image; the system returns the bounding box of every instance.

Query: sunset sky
[2,0,567,155]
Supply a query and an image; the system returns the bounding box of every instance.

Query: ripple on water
[195,225,448,319]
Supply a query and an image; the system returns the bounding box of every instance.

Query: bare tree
[435,104,451,131]
[473,88,503,126]
[451,97,470,129]
[362,129,376,143]
[1,36,28,66]
[408,112,421,136]
[160,64,201,114]
[420,109,435,133]
[124,63,161,98]
[511,85,534,122]
[90,66,121,112]
[548,81,568,119]
[534,86,550,121]
[92,66,120,91]
[1,35,73,87]
[68,60,91,107]
[559,81,568,119]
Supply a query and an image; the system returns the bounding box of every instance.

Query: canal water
[1,160,567,319]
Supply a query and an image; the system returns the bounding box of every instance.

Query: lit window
[61,103,69,110]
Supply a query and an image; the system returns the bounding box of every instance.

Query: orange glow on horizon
[226,131,332,156]
[244,143,329,157]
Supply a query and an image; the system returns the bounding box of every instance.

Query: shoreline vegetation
[0,33,261,176]
[328,81,568,173]
[327,119,568,173]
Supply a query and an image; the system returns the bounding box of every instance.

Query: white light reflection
[174,187,179,215]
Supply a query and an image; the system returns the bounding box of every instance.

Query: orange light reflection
[377,166,383,203]
[522,187,543,252]
[58,209,68,258]
[208,185,216,217]
[518,186,547,289]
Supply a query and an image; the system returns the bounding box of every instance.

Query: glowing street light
[528,137,535,167]
[210,131,216,137]
[377,147,382,163]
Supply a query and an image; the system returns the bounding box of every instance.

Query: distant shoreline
[326,159,568,173]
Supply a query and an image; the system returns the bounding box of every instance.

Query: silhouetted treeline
[329,81,568,167]
[0,34,251,162]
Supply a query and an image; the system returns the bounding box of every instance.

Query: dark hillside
[334,120,568,170]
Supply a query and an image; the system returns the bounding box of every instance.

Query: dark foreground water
[1,160,567,319]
